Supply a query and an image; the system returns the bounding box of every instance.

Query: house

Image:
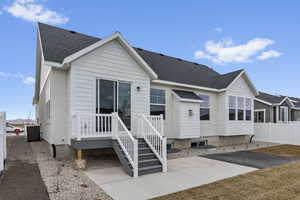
[34,23,258,177]
[254,92,300,123]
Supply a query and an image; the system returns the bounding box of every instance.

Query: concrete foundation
[169,135,251,149]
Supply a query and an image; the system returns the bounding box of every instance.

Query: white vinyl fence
[254,122,300,145]
[0,112,6,173]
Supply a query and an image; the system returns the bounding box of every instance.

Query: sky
[0,0,299,119]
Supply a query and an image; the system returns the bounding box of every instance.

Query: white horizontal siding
[178,101,201,138]
[40,63,51,94]
[151,83,219,139]
[225,75,255,136]
[50,68,68,145]
[38,76,52,144]
[70,40,151,135]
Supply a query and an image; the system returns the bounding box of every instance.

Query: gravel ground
[30,141,113,200]
[167,141,278,160]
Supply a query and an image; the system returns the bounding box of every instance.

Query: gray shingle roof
[289,97,300,108]
[256,91,286,104]
[172,90,202,101]
[38,23,243,90]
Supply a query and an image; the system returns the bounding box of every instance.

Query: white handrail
[146,115,164,136]
[114,113,138,178]
[140,114,167,172]
[72,113,114,140]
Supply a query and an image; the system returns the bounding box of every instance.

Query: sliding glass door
[118,82,131,130]
[96,79,131,130]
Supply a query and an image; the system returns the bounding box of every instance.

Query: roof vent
[136,48,143,51]
[158,53,164,56]
[193,62,199,65]
[69,30,77,34]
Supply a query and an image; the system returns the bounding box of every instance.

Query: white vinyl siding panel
[151,83,218,138]
[40,63,51,94]
[177,101,200,139]
[50,68,68,145]
[70,40,151,135]
[38,76,52,144]
[225,75,255,136]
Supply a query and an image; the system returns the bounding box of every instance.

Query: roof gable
[256,92,298,107]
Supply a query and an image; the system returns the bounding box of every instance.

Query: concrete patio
[85,156,256,200]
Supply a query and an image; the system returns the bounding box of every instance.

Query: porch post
[160,114,164,136]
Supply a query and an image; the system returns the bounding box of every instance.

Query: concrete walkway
[0,136,49,200]
[85,156,256,200]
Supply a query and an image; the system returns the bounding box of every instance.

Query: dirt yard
[153,145,300,200]
[251,144,300,158]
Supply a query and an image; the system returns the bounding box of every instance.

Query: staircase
[138,138,163,175]
[112,138,163,177]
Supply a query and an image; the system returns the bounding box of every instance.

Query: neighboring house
[254,92,300,123]
[34,23,258,177]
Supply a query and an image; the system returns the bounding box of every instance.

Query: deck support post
[77,149,82,160]
[75,149,86,169]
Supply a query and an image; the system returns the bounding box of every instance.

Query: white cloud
[5,0,69,24]
[257,50,282,60]
[23,76,35,85]
[0,72,35,85]
[0,72,7,77]
[214,27,223,32]
[194,37,280,64]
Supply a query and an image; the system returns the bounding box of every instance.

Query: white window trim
[228,95,252,121]
[279,106,289,122]
[254,109,266,123]
[199,94,211,121]
[150,88,166,118]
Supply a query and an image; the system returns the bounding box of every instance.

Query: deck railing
[139,114,167,172]
[72,112,138,177]
[72,113,114,140]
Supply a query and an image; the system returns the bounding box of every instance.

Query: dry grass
[251,144,300,158]
[152,145,300,200]
[152,161,300,200]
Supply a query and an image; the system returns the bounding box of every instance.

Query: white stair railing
[113,113,138,178]
[139,114,167,172]
[146,115,164,136]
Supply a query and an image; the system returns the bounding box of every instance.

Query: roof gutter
[152,80,220,92]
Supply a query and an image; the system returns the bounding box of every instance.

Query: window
[199,94,210,120]
[237,97,244,120]
[150,88,166,119]
[46,100,50,120]
[280,106,288,122]
[229,96,252,121]
[229,96,236,120]
[246,98,252,121]
[254,110,265,123]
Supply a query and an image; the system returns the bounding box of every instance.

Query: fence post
[0,112,6,173]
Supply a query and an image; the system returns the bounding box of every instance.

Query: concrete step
[138,165,163,176]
